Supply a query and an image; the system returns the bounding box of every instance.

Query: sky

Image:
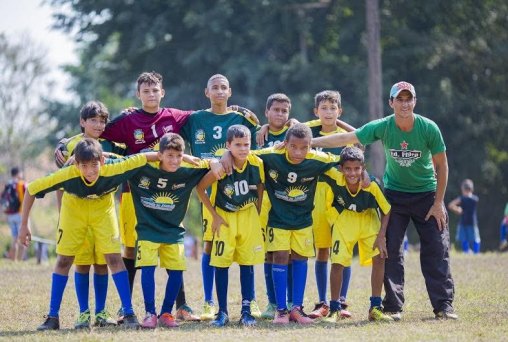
[0,0,78,101]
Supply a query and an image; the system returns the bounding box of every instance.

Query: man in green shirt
[312,81,456,320]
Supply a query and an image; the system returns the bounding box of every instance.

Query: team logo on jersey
[269,170,279,183]
[388,140,422,167]
[195,129,206,144]
[274,186,308,202]
[138,177,151,189]
[134,129,146,144]
[335,195,346,207]
[140,193,179,211]
[163,125,174,133]
[223,184,235,198]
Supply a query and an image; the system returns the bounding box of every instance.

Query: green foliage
[44,0,508,248]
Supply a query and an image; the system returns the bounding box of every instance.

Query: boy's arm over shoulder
[28,166,80,198]
[369,180,391,215]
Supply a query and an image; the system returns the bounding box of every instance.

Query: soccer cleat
[273,309,290,324]
[261,303,277,320]
[175,304,200,321]
[369,307,394,322]
[158,313,180,328]
[383,311,402,321]
[500,240,508,251]
[122,313,140,329]
[210,311,229,327]
[339,296,349,309]
[94,310,117,327]
[308,302,330,319]
[250,300,262,318]
[289,306,315,324]
[37,316,60,331]
[340,308,352,318]
[116,307,125,324]
[239,311,257,327]
[200,302,216,321]
[74,309,91,329]
[141,312,157,329]
[323,309,340,323]
[435,310,459,320]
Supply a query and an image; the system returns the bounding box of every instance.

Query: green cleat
[250,300,262,318]
[369,307,394,322]
[74,309,91,329]
[261,303,277,320]
[95,310,117,327]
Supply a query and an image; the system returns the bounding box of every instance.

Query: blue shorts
[456,224,480,243]
[7,213,21,239]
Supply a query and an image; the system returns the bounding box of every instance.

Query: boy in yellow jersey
[180,74,259,320]
[306,91,353,319]
[320,147,393,322]
[19,139,159,330]
[196,125,265,327]
[56,101,125,329]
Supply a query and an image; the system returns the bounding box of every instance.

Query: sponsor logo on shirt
[134,129,146,144]
[301,177,315,182]
[274,186,308,202]
[172,183,185,190]
[389,140,421,167]
[138,177,151,189]
[140,193,179,211]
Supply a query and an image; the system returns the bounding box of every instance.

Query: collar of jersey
[80,173,99,187]
[269,126,288,136]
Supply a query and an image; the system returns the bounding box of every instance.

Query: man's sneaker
[37,316,60,331]
[435,310,459,320]
[201,302,216,321]
[94,310,117,327]
[210,311,229,327]
[122,313,140,329]
[308,302,330,319]
[175,304,200,322]
[289,306,314,324]
[323,310,340,323]
[369,307,394,322]
[239,311,257,327]
[383,310,402,321]
[250,300,262,318]
[74,310,91,329]
[116,307,125,324]
[159,313,180,328]
[261,303,277,320]
[140,312,157,329]
[273,309,290,324]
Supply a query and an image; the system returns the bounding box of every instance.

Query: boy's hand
[273,141,286,150]
[210,159,225,179]
[63,155,76,167]
[54,138,69,168]
[285,118,299,127]
[122,106,138,114]
[212,214,229,238]
[229,105,260,125]
[256,124,269,147]
[183,154,200,166]
[220,151,234,176]
[361,170,371,188]
[18,224,32,247]
[373,234,387,258]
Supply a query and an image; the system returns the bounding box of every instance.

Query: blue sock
[501,224,507,241]
[49,273,68,317]
[74,272,89,313]
[340,266,351,299]
[94,273,108,314]
[329,300,341,312]
[112,270,134,315]
[462,240,470,253]
[287,262,293,304]
[315,260,328,303]
[215,267,229,314]
[272,264,288,310]
[370,296,382,309]
[264,263,276,304]
[292,259,308,308]
[251,265,256,300]
[161,270,183,315]
[473,241,481,254]
[240,265,254,314]
[202,253,214,304]
[141,266,156,314]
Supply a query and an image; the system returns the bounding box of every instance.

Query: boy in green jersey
[128,133,217,329]
[320,147,393,322]
[19,139,159,330]
[196,125,265,327]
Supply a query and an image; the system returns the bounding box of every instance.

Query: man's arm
[311,131,359,148]
[18,189,36,247]
[425,152,449,230]
[447,197,462,215]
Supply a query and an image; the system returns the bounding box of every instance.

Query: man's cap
[390,81,416,98]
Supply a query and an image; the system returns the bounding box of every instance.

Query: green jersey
[128,160,209,244]
[28,154,147,199]
[321,168,391,215]
[181,110,258,158]
[255,147,340,229]
[355,114,446,193]
[257,126,289,149]
[307,119,347,156]
[211,153,264,212]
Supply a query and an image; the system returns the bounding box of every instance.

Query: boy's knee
[203,241,212,254]
[105,253,125,272]
[55,255,74,273]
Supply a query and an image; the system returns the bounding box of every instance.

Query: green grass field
[0,252,507,341]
